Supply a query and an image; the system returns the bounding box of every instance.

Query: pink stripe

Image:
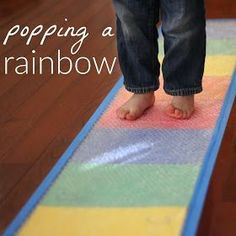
[96,77,229,129]
[96,99,222,129]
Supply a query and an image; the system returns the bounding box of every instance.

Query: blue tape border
[3,77,124,236]
[181,70,236,236]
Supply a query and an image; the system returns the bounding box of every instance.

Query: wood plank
[205,0,236,18]
[0,1,113,158]
[197,100,236,236]
[0,0,107,76]
[0,0,108,109]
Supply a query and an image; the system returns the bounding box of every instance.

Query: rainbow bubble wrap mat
[4,20,236,236]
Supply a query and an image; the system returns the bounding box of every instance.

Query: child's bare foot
[116,92,155,120]
[166,95,194,119]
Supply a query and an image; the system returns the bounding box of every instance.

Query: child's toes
[166,105,182,119]
[174,108,183,119]
[126,110,139,120]
[166,105,184,119]
[186,110,194,119]
[182,111,188,119]
[126,113,136,120]
[165,104,176,117]
[166,104,175,115]
[116,107,129,119]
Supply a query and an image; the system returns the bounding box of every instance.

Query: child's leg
[112,0,160,120]
[160,0,206,119]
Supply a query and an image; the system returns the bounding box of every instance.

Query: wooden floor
[197,99,236,236]
[0,0,235,235]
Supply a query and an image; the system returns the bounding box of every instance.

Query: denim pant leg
[112,0,160,94]
[160,0,206,96]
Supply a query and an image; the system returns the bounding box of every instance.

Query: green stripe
[158,39,236,56]
[40,164,200,207]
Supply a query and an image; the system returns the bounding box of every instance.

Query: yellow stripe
[204,56,235,76]
[18,206,186,236]
[159,55,235,76]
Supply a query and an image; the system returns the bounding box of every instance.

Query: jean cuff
[164,86,203,96]
[124,84,159,94]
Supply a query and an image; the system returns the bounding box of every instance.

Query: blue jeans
[112,0,206,95]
